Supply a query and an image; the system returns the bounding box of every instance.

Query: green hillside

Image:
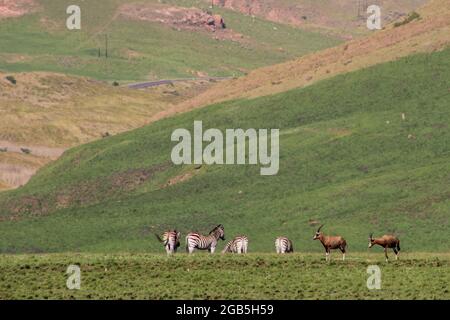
[0,0,340,81]
[0,48,449,253]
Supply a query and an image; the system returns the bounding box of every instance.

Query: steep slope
[177,0,450,112]
[0,0,340,80]
[0,48,448,253]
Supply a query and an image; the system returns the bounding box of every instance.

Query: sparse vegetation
[20,148,31,154]
[0,147,7,152]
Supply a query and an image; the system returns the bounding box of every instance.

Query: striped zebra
[155,230,181,255]
[275,237,294,253]
[221,235,249,254]
[186,224,225,254]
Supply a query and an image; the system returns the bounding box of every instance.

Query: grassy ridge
[0,48,449,253]
[0,253,449,299]
[0,0,340,80]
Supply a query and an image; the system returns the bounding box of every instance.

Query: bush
[20,148,31,154]
[5,76,16,85]
[0,147,7,152]
[394,11,420,27]
[113,81,119,86]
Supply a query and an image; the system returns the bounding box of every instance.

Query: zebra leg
[165,245,171,255]
[210,246,216,254]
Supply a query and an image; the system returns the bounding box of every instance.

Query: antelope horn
[369,233,373,239]
[317,224,324,232]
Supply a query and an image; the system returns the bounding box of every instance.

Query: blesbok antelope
[368,233,400,262]
[155,230,181,255]
[313,225,347,261]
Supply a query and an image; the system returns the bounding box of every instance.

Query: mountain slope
[177,0,450,112]
[0,0,340,81]
[208,0,427,38]
[0,47,448,253]
[0,71,212,189]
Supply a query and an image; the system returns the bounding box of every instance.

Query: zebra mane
[209,224,223,235]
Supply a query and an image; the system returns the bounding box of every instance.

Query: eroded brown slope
[211,0,427,38]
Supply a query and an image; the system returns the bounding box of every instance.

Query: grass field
[0,0,340,81]
[0,48,448,253]
[0,253,449,299]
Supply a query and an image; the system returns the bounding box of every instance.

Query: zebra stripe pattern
[275,237,293,253]
[222,235,249,254]
[155,230,181,255]
[186,224,225,254]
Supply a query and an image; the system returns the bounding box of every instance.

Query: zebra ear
[177,232,181,239]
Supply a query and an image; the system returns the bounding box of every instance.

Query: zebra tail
[154,233,166,244]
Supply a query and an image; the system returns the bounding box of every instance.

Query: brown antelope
[313,225,347,261]
[368,233,400,262]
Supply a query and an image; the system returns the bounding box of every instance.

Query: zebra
[186,224,225,254]
[155,230,181,255]
[221,235,249,254]
[275,237,294,253]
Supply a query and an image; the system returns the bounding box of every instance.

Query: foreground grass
[0,253,449,299]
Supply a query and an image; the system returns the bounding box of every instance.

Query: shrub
[113,81,119,86]
[20,148,31,154]
[5,76,17,85]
